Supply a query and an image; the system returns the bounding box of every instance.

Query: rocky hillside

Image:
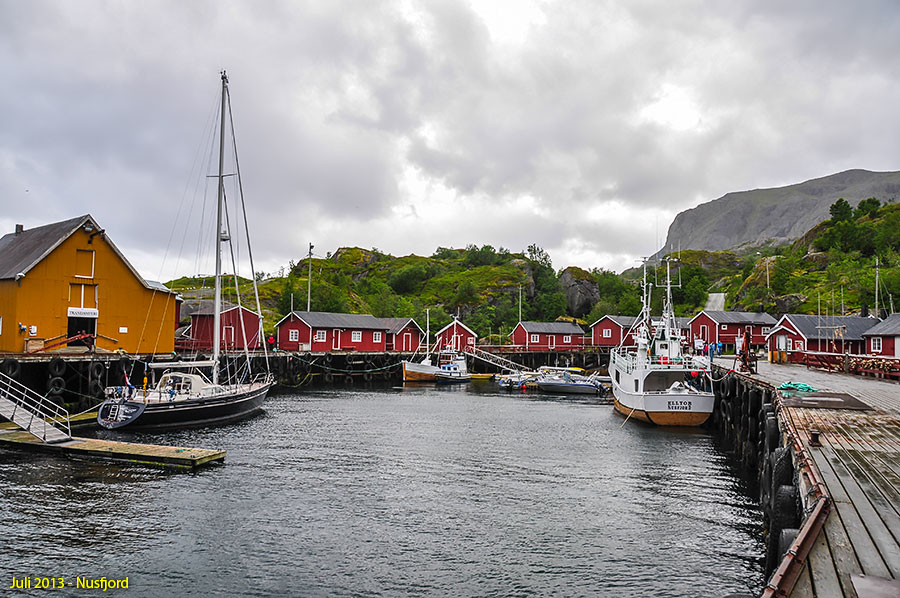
[663,169,900,253]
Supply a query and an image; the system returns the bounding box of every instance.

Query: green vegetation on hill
[167,196,900,340]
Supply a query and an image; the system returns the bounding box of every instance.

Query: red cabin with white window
[590,315,638,347]
[378,317,424,352]
[687,310,777,351]
[766,314,880,362]
[435,318,477,352]
[862,314,900,357]
[183,301,262,351]
[275,311,387,352]
[509,321,584,351]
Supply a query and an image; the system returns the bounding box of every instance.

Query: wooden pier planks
[0,429,225,469]
[764,361,900,597]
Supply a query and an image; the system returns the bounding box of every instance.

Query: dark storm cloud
[2,0,900,275]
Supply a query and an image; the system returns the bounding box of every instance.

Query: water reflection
[0,386,763,597]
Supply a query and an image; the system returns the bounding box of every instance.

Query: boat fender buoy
[47,376,65,394]
[49,357,66,377]
[90,361,104,379]
[1,358,20,378]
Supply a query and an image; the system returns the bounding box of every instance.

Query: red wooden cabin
[435,318,477,352]
[184,302,263,351]
[863,314,900,357]
[378,317,424,352]
[687,310,776,351]
[509,321,584,351]
[766,314,879,362]
[275,311,387,352]
[590,315,637,347]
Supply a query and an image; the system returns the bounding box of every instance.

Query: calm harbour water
[0,385,764,597]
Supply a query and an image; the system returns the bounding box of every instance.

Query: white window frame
[872,336,882,353]
[602,329,612,338]
[467,336,475,345]
[530,334,540,343]
[352,330,362,343]
[314,330,326,343]
[787,339,793,351]
[563,335,571,343]
[289,329,299,342]
[721,324,727,330]
[762,327,771,334]
[373,331,382,343]
[795,341,804,352]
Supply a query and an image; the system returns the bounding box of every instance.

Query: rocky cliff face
[663,169,900,252]
[559,267,599,317]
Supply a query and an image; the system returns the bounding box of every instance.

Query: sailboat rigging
[98,72,274,430]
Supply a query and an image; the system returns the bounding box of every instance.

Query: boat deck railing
[612,350,709,375]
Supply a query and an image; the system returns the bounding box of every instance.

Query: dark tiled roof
[0,215,92,279]
[520,321,584,334]
[675,317,692,329]
[377,317,422,335]
[861,314,900,336]
[785,314,879,341]
[290,311,386,330]
[703,311,777,326]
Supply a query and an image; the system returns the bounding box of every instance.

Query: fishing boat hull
[97,381,272,431]
[611,374,714,426]
[402,360,438,382]
[435,373,472,384]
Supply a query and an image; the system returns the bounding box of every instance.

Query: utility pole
[518,284,522,322]
[307,243,314,312]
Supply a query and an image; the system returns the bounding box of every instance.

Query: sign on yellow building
[0,215,178,354]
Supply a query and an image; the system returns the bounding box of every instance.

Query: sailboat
[98,72,274,430]
[609,259,714,426]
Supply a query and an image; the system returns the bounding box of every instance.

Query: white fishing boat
[403,351,468,382]
[609,260,714,426]
[434,361,472,384]
[98,72,273,430]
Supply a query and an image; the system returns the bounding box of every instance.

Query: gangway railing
[466,346,527,373]
[0,371,72,443]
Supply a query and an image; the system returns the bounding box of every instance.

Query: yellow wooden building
[0,214,178,354]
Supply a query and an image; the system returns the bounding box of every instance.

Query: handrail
[0,371,71,442]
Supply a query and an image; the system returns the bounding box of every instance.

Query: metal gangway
[466,346,527,373]
[0,371,72,443]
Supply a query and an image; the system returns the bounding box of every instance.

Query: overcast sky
[2,1,899,281]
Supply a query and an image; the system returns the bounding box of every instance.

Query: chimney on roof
[15,224,23,235]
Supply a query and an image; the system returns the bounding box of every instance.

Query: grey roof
[701,311,777,325]
[377,317,423,335]
[675,317,692,330]
[287,311,386,330]
[0,214,170,293]
[860,314,900,336]
[784,314,879,341]
[591,315,637,328]
[519,321,584,334]
[0,215,92,279]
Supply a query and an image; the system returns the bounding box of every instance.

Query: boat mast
[212,71,228,385]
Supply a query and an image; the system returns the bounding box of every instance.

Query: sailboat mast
[212,71,228,385]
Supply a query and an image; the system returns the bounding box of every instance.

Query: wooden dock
[0,428,225,469]
[745,361,900,597]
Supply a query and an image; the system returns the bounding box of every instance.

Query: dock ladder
[466,347,527,373]
[0,372,72,443]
